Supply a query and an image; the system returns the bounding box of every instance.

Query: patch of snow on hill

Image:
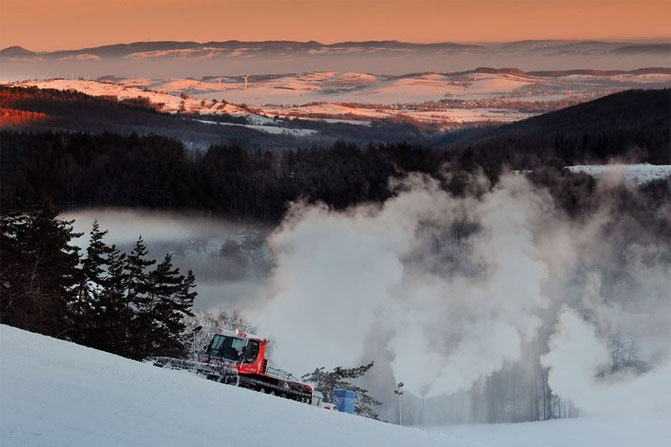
[195,119,318,136]
[567,164,671,184]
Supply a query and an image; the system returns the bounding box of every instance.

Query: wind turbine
[218,75,223,92]
[242,75,250,90]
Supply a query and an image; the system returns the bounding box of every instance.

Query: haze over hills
[2,39,669,79]
[3,39,670,58]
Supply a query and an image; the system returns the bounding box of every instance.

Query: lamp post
[421,395,425,428]
[394,382,404,426]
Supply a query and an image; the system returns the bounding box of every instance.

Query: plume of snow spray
[542,307,670,421]
[255,174,553,397]
[254,168,670,422]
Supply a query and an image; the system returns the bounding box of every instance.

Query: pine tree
[124,250,198,359]
[0,194,27,322]
[124,237,155,359]
[0,200,82,336]
[97,244,131,355]
[125,236,155,301]
[145,254,187,358]
[177,270,197,319]
[72,220,112,346]
[302,361,381,419]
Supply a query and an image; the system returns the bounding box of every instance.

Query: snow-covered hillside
[1,78,259,119]
[0,325,449,446]
[4,68,669,129]
[1,325,668,446]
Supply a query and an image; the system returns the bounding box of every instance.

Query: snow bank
[426,417,669,447]
[0,325,452,447]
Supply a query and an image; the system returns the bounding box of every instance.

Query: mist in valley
[3,41,668,81]
[64,209,273,310]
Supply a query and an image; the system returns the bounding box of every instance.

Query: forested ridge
[2,90,669,221]
[443,88,670,165]
[0,85,429,149]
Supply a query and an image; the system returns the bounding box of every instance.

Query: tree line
[0,199,197,360]
[0,132,441,220]
[0,85,430,150]
[3,129,668,225]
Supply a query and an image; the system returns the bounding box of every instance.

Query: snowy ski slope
[0,325,667,446]
[0,325,453,447]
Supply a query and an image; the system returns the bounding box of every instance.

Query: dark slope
[0,86,291,149]
[442,89,671,166]
[0,46,35,57]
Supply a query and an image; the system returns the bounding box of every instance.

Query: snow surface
[2,78,258,119]
[567,164,671,185]
[2,324,668,447]
[424,417,669,447]
[0,325,449,447]
[194,119,318,136]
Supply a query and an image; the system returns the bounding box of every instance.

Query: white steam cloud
[255,174,554,397]
[542,307,670,422]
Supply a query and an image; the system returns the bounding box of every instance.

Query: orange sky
[1,0,669,51]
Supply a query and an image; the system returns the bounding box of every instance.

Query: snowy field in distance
[4,69,669,130]
[195,118,318,136]
[1,325,668,447]
[567,164,671,184]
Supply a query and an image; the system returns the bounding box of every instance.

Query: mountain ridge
[4,39,670,58]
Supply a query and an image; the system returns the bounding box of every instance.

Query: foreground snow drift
[1,325,667,446]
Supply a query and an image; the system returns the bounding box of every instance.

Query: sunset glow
[1,0,669,51]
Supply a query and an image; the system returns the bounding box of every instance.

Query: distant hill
[612,43,671,55]
[444,89,671,166]
[0,46,35,57]
[0,85,270,149]
[527,67,671,77]
[2,39,668,60]
[0,86,428,149]
[3,40,668,79]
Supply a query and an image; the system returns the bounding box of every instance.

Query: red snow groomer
[151,328,313,403]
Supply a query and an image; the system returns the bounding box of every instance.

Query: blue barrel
[333,389,357,414]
